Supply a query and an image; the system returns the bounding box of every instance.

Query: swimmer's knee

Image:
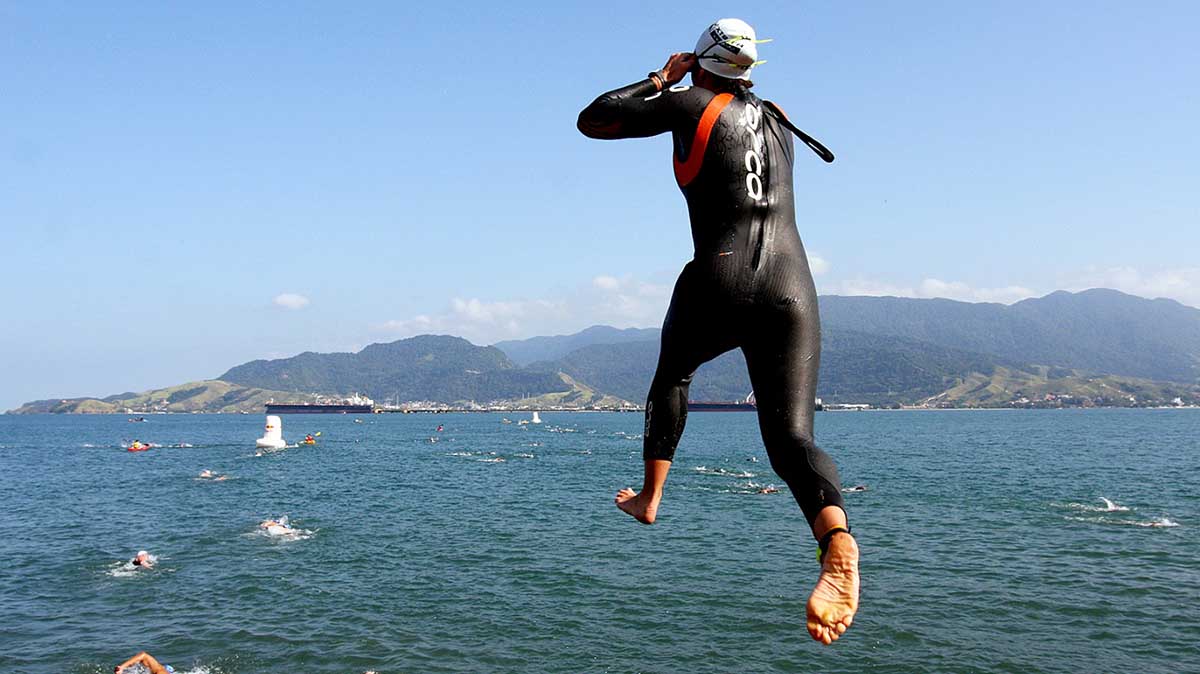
[765,431,840,486]
[642,445,676,462]
[762,427,815,462]
[647,368,694,397]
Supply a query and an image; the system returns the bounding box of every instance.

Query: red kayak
[127,445,151,452]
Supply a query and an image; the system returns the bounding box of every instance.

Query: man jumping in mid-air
[577,18,859,644]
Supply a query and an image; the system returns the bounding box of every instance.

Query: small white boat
[256,415,288,449]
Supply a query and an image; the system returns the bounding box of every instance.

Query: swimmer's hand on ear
[657,52,697,86]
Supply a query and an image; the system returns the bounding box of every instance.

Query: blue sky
[2,1,1198,409]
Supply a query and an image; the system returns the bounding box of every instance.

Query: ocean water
[0,409,1196,673]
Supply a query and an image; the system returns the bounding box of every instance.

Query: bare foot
[806,532,859,645]
[614,487,660,524]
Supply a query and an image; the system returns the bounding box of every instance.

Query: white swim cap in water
[137,550,148,557]
[694,18,768,80]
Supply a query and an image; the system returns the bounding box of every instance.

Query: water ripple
[0,410,1197,673]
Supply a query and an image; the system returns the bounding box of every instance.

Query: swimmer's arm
[577,53,697,139]
[577,79,670,139]
[115,651,169,674]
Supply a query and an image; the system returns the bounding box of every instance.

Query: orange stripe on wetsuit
[673,93,733,187]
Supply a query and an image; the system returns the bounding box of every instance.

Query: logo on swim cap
[694,18,768,81]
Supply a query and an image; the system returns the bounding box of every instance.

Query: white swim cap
[137,550,148,557]
[694,18,767,80]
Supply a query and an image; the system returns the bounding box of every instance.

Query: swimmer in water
[757,486,780,494]
[130,550,153,569]
[260,518,297,536]
[198,469,228,481]
[579,19,857,645]
[114,650,173,674]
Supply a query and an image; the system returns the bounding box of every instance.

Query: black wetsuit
[578,78,844,526]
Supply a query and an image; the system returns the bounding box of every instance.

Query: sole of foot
[806,533,859,645]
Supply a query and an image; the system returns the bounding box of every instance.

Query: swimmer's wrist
[647,70,665,91]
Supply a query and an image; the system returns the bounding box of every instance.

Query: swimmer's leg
[618,269,735,524]
[743,302,858,644]
[615,459,671,524]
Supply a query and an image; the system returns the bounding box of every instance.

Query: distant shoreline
[8,405,1200,416]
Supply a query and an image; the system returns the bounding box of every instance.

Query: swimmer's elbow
[577,98,623,139]
[577,113,614,139]
[576,110,597,137]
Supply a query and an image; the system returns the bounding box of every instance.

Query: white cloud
[970,285,1040,304]
[376,274,672,345]
[833,279,917,298]
[592,275,620,290]
[918,279,1037,304]
[918,278,971,299]
[589,274,672,326]
[371,263,1200,348]
[379,315,436,334]
[1063,266,1200,309]
[273,293,310,310]
[383,262,1198,346]
[451,298,530,323]
[808,253,830,276]
[827,278,1037,304]
[378,297,569,343]
[824,265,1200,308]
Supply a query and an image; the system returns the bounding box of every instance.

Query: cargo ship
[688,392,756,412]
[687,394,824,412]
[687,400,757,411]
[266,393,375,415]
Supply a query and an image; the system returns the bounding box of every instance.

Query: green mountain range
[219,335,570,404]
[10,289,1200,413]
[520,326,1017,405]
[495,325,661,367]
[819,289,1200,383]
[12,380,310,415]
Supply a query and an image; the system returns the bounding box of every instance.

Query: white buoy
[256,415,287,449]
[531,411,542,424]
